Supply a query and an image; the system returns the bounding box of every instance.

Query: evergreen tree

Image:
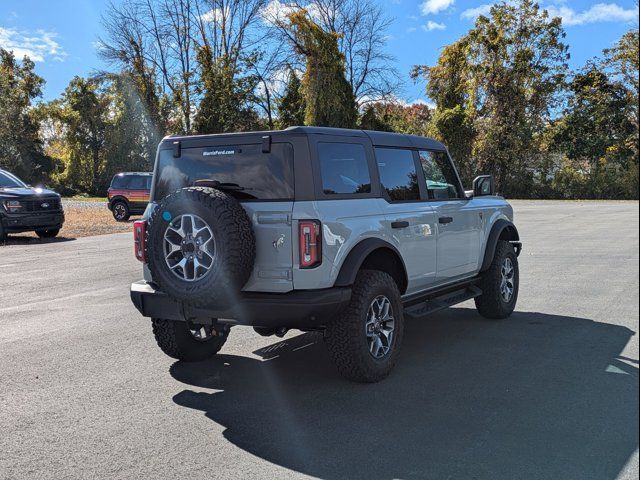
[287,10,357,128]
[276,68,306,129]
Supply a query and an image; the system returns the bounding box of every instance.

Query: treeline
[0,0,637,198]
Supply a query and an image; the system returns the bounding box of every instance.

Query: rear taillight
[133,220,147,263]
[299,220,322,268]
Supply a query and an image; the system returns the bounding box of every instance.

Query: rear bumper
[1,212,64,232]
[130,281,352,329]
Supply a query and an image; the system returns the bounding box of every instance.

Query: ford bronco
[130,127,521,382]
[107,172,152,221]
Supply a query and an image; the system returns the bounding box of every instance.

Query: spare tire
[146,186,255,308]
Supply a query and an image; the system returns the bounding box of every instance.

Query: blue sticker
[162,211,172,222]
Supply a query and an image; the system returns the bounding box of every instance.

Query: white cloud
[260,0,322,25]
[200,7,232,25]
[461,4,493,20]
[420,0,455,15]
[546,3,639,26]
[407,26,418,33]
[422,20,447,31]
[260,0,297,24]
[0,27,66,62]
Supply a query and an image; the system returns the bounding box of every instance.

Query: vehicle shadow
[170,308,638,480]
[0,235,76,246]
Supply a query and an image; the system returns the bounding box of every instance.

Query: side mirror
[472,175,495,197]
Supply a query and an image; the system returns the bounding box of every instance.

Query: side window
[128,176,147,190]
[419,150,461,200]
[111,175,129,189]
[375,148,419,201]
[318,142,371,195]
[145,176,152,190]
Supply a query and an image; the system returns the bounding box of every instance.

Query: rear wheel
[112,201,130,221]
[152,319,229,361]
[324,270,404,383]
[36,228,60,238]
[475,240,519,319]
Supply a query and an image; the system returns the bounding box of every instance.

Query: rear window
[153,143,294,201]
[318,143,371,195]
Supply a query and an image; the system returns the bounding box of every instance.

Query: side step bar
[403,284,482,319]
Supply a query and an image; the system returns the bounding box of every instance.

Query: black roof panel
[161,126,445,150]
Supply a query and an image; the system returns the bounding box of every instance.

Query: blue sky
[1,0,638,103]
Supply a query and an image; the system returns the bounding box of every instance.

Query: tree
[358,101,431,135]
[412,39,476,185]
[0,49,51,183]
[414,0,569,195]
[286,10,357,128]
[48,77,109,194]
[603,29,639,198]
[551,64,637,199]
[193,47,263,134]
[276,67,306,128]
[305,0,398,105]
[468,1,569,196]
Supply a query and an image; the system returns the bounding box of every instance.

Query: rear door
[374,147,437,293]
[153,142,295,293]
[127,175,150,210]
[418,150,482,282]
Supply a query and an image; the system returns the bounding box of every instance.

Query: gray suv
[131,127,521,382]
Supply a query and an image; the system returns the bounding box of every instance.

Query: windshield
[153,143,294,201]
[0,171,27,189]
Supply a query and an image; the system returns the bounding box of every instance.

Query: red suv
[107,172,152,221]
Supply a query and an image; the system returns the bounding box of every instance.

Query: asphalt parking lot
[1,200,638,480]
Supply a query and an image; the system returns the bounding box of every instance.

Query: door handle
[391,221,409,229]
[439,216,453,224]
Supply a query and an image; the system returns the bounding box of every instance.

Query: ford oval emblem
[41,202,49,208]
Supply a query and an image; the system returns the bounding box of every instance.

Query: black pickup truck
[0,169,65,241]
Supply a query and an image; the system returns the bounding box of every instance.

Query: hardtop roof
[161,126,447,151]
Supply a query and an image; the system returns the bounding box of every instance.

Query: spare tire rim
[365,295,395,359]
[163,214,216,282]
[500,257,515,302]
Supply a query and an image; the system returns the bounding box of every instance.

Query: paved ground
[1,201,638,480]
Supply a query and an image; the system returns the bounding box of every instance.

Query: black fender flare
[334,238,408,289]
[108,196,128,211]
[480,219,521,272]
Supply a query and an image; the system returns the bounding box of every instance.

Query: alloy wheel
[164,214,216,282]
[500,257,515,302]
[365,295,395,359]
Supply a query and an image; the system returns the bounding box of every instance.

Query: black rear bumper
[130,281,352,329]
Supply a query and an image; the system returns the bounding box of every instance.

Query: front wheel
[475,240,519,319]
[324,270,404,383]
[152,319,228,361]
[36,228,60,238]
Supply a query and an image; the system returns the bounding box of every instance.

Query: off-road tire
[475,240,519,319]
[324,270,404,383]
[112,200,130,221]
[152,319,228,361]
[36,228,60,238]
[146,186,255,308]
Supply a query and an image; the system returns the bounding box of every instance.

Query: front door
[418,150,481,282]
